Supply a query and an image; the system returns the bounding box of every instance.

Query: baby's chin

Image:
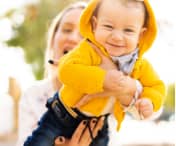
[106,48,125,57]
[108,52,124,57]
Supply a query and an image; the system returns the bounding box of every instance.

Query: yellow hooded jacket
[58,0,165,130]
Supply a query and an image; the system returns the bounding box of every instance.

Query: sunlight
[0,44,35,93]
[0,18,14,42]
[145,0,176,84]
[0,0,175,85]
[0,0,38,16]
[0,0,175,145]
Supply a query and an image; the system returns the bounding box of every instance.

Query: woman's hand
[54,117,105,146]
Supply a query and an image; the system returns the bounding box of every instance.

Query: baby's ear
[91,16,97,32]
[138,27,147,44]
[139,27,147,39]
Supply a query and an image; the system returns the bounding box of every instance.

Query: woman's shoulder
[20,79,54,103]
[26,79,51,92]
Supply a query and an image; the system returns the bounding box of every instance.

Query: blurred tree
[164,82,175,113]
[5,0,78,79]
[158,82,175,121]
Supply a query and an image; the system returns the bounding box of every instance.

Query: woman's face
[53,8,83,60]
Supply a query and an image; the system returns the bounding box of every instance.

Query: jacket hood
[79,0,157,57]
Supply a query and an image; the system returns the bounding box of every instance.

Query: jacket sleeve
[138,59,166,111]
[58,42,106,94]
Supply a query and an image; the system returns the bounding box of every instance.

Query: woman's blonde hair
[44,1,87,77]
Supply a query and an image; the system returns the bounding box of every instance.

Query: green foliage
[157,82,175,121]
[5,0,78,79]
[164,82,175,112]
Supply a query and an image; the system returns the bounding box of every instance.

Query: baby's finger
[141,108,152,118]
[134,99,142,110]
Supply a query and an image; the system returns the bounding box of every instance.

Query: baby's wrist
[135,80,143,98]
[122,80,143,111]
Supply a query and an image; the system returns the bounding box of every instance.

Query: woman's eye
[62,28,72,33]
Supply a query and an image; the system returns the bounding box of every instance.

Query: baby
[24,1,165,146]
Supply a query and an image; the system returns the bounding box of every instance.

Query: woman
[16,2,88,146]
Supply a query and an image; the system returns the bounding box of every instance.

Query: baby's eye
[124,28,134,33]
[103,24,113,30]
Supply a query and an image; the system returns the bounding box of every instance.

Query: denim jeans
[24,92,109,146]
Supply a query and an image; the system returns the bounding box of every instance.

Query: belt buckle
[51,100,59,109]
[51,97,78,119]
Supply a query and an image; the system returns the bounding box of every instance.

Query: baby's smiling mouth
[107,42,124,48]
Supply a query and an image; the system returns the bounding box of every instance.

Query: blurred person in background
[16,2,87,146]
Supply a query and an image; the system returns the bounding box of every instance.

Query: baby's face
[92,0,146,56]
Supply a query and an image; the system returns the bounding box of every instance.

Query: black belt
[46,92,110,140]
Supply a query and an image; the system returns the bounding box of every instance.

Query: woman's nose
[69,31,82,43]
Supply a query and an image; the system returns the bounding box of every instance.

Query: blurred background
[0,0,175,146]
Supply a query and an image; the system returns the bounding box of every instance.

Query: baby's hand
[135,98,153,119]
